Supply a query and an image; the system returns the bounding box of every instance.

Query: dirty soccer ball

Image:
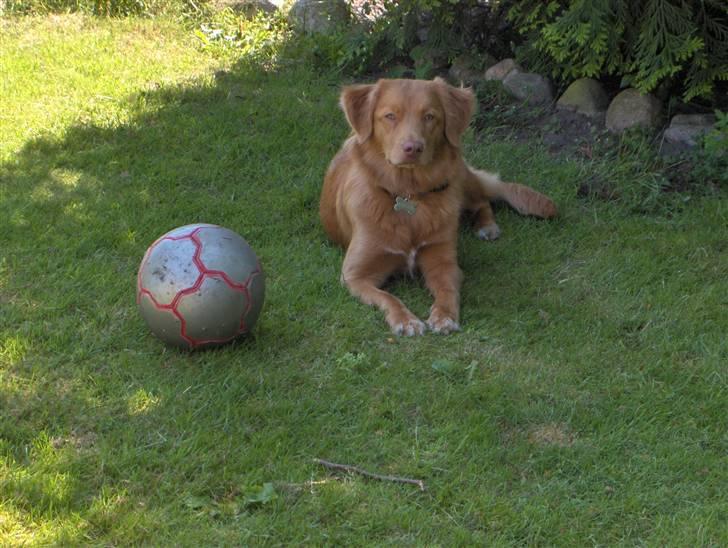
[136,224,265,350]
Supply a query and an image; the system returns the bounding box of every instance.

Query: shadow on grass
[0,56,357,541]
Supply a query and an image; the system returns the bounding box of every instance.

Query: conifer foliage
[508,0,728,101]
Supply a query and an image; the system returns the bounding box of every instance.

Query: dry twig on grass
[314,458,426,491]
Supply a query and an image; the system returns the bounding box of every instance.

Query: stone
[484,58,522,81]
[448,54,493,85]
[663,113,717,147]
[556,78,609,118]
[288,0,350,34]
[502,71,553,106]
[605,88,662,133]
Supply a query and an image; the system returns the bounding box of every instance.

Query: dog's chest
[380,204,450,274]
[383,242,426,276]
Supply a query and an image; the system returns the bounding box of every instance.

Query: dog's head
[340,78,474,168]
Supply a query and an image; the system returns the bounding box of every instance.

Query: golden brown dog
[320,77,557,335]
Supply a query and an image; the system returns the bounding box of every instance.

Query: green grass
[1,14,727,545]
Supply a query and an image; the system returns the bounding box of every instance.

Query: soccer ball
[136,224,265,350]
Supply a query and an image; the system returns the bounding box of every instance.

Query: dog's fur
[319,78,557,335]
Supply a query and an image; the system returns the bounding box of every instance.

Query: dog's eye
[424,113,435,122]
[384,113,396,121]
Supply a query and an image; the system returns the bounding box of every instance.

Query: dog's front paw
[477,223,501,241]
[427,311,460,335]
[389,312,426,336]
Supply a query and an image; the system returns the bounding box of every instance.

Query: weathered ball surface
[136,224,265,350]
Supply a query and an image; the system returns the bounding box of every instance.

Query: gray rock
[448,54,493,85]
[484,58,522,81]
[605,88,662,133]
[502,71,553,106]
[289,0,350,34]
[664,113,717,147]
[556,78,609,118]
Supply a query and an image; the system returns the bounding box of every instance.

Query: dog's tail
[471,169,558,219]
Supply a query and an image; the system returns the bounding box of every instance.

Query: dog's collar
[381,181,450,216]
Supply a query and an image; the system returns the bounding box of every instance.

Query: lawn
[1,14,726,545]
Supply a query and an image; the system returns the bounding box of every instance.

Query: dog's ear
[340,83,377,143]
[434,77,474,148]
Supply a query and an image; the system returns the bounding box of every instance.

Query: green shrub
[692,110,728,188]
[292,0,518,77]
[508,0,728,102]
[277,24,375,75]
[195,8,289,65]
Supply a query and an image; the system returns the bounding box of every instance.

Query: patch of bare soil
[527,423,576,448]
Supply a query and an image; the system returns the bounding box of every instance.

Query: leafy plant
[508,0,728,102]
[692,110,728,188]
[195,9,289,66]
[296,0,519,77]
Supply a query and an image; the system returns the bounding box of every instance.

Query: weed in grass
[689,110,728,190]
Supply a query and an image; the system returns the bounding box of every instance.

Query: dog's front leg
[341,240,426,336]
[417,242,462,334]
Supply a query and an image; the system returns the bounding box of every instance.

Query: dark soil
[472,93,722,200]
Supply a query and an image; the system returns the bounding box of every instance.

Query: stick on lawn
[314,458,426,491]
